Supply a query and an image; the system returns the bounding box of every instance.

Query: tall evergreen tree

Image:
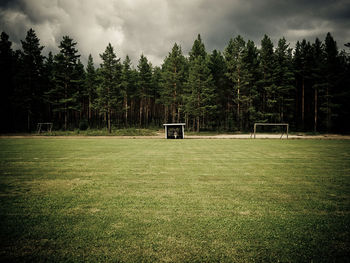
[185,35,215,131]
[294,39,313,129]
[240,40,260,130]
[273,37,295,124]
[17,29,45,131]
[257,34,276,123]
[129,68,139,126]
[189,34,206,61]
[323,32,341,131]
[51,36,81,130]
[224,35,246,130]
[208,49,228,129]
[311,38,325,132]
[120,55,133,126]
[161,43,187,123]
[338,43,350,132]
[42,51,55,124]
[137,54,152,127]
[96,43,121,133]
[85,54,97,126]
[74,59,86,121]
[151,66,163,126]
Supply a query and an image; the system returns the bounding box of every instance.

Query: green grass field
[0,138,349,262]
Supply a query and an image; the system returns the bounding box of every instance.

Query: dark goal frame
[37,122,53,134]
[253,123,289,139]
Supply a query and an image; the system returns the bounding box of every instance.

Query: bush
[79,119,88,131]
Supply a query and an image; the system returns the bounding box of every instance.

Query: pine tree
[74,59,86,122]
[240,40,260,130]
[257,34,276,123]
[17,29,45,131]
[273,37,295,124]
[311,38,325,132]
[42,52,55,124]
[224,35,246,130]
[186,35,215,131]
[337,43,350,132]
[97,43,121,133]
[323,32,341,131]
[120,55,133,127]
[85,54,98,126]
[189,34,206,61]
[294,39,313,130]
[208,49,228,129]
[51,36,81,130]
[161,43,187,123]
[137,54,152,127]
[151,66,163,126]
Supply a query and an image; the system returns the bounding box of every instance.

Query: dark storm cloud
[1,0,349,66]
[203,0,350,50]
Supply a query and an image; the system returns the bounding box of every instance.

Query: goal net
[253,123,289,139]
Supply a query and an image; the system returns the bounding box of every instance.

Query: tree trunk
[314,88,318,132]
[124,95,128,127]
[139,98,143,127]
[172,81,177,123]
[301,77,305,129]
[130,99,134,126]
[164,106,168,124]
[108,107,111,133]
[80,100,83,121]
[64,109,67,131]
[172,103,176,123]
[226,101,230,130]
[88,96,92,123]
[197,91,200,132]
[326,86,330,131]
[295,79,298,127]
[27,110,30,132]
[281,98,284,122]
[237,74,241,131]
[64,82,68,131]
[196,116,199,132]
[146,98,149,127]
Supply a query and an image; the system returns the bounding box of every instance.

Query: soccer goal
[37,122,53,134]
[253,123,289,139]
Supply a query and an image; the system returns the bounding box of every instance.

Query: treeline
[1,29,350,133]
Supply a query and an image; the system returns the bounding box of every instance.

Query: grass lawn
[0,138,349,262]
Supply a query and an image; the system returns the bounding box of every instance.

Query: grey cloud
[201,0,350,50]
[0,0,21,9]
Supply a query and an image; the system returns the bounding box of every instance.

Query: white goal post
[253,123,289,139]
[37,122,53,134]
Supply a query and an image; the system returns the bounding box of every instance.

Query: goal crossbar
[253,123,289,139]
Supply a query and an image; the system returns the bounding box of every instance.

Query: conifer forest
[1,29,350,133]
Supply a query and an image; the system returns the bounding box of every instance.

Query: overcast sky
[1,0,349,66]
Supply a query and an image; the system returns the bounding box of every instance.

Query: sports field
[0,138,349,262]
